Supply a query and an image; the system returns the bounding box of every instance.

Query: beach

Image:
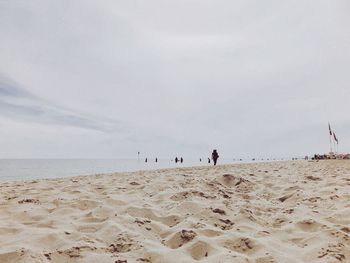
[0,160,349,263]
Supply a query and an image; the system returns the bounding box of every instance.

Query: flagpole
[337,142,339,156]
[328,123,333,154]
[336,136,339,154]
[333,131,338,156]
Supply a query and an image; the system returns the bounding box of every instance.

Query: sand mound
[1,160,350,262]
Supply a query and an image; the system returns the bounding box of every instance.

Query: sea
[0,158,286,182]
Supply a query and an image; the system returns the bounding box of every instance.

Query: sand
[0,160,349,263]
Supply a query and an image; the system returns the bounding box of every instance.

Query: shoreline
[1,160,349,262]
[0,159,291,184]
[0,158,298,183]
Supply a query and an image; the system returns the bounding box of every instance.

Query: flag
[333,132,338,144]
[328,123,332,135]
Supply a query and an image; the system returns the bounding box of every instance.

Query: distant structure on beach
[312,153,350,160]
[310,123,348,160]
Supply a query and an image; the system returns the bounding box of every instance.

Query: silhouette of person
[199,158,202,162]
[175,157,178,163]
[145,158,148,163]
[208,158,210,164]
[155,158,158,162]
[212,149,219,165]
[180,157,183,163]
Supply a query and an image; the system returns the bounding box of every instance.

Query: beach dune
[0,160,349,263]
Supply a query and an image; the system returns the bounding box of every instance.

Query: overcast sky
[0,0,349,159]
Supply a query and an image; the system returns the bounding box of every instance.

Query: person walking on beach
[175,157,178,163]
[212,149,219,165]
[180,157,183,163]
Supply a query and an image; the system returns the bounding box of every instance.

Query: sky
[0,0,349,159]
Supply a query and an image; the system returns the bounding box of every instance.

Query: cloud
[0,1,349,158]
[0,74,126,132]
[0,75,32,98]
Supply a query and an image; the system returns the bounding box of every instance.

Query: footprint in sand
[127,207,182,227]
[289,237,308,248]
[78,208,111,223]
[187,241,214,260]
[223,237,260,255]
[295,219,322,232]
[50,245,97,261]
[165,230,197,249]
[217,174,253,188]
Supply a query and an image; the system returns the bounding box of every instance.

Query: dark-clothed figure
[212,149,219,165]
[180,157,183,163]
[155,158,158,162]
[145,158,148,163]
[175,157,178,163]
[208,158,210,164]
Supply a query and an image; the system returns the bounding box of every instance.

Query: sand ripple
[1,160,350,262]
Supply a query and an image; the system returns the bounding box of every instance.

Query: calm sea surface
[0,158,283,181]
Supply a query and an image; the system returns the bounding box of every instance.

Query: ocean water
[0,157,290,182]
[0,158,247,182]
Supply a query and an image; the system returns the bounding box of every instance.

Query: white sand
[0,160,349,263]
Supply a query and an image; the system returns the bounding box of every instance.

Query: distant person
[208,158,211,164]
[155,158,158,162]
[175,157,178,163]
[145,158,148,163]
[212,149,219,165]
[199,158,202,162]
[180,157,183,163]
